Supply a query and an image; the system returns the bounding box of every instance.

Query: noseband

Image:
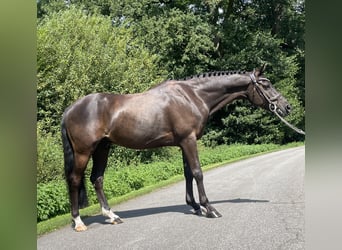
[250,71,305,135]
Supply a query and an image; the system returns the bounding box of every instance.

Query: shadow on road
[83,198,269,226]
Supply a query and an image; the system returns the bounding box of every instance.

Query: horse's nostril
[286,105,291,111]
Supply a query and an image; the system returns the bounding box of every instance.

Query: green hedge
[37,143,303,222]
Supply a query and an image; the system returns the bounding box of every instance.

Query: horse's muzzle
[274,96,292,117]
[276,103,291,117]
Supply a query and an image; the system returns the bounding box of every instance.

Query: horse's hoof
[206,210,222,218]
[74,224,88,232]
[112,217,123,225]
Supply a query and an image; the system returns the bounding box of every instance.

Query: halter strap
[250,71,257,84]
[249,73,274,105]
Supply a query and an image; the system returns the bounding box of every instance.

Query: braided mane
[150,70,249,90]
[180,70,248,81]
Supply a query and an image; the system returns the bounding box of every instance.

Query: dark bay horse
[61,65,291,231]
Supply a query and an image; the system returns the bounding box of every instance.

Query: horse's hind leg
[90,139,123,224]
[182,151,201,215]
[68,152,90,232]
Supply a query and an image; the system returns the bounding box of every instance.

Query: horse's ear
[256,63,267,76]
[260,63,267,74]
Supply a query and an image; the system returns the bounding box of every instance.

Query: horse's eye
[260,81,271,89]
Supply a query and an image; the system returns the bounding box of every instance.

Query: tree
[37,0,113,18]
[110,1,216,78]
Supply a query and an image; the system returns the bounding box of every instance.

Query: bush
[37,124,64,183]
[37,180,69,222]
[106,146,175,169]
[198,143,279,166]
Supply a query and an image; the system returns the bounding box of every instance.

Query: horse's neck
[192,75,251,115]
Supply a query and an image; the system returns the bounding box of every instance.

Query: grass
[37,142,303,236]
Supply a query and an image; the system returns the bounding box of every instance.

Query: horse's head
[247,64,291,117]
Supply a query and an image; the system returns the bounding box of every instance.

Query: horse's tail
[61,115,88,209]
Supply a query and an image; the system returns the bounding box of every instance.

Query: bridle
[250,72,279,112]
[250,71,305,135]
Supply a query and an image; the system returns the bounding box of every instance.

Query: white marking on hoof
[73,216,87,232]
[101,207,122,224]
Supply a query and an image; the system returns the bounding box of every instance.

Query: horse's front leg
[180,135,222,218]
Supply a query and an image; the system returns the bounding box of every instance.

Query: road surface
[38,146,304,249]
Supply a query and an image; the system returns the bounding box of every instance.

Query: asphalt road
[38,146,305,250]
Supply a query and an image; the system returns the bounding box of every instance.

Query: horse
[61,64,292,231]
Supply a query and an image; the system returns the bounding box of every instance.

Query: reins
[250,72,305,135]
[272,107,305,135]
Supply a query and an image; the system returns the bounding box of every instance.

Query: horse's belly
[109,130,175,149]
[107,112,175,149]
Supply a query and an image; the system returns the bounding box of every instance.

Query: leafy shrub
[198,143,279,166]
[37,181,69,222]
[37,123,64,183]
[106,146,175,169]
[100,171,133,197]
